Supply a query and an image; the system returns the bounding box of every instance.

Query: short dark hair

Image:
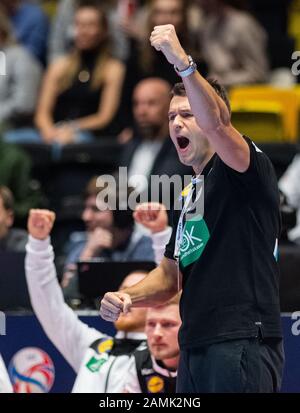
[84,176,135,231]
[0,186,14,211]
[171,78,231,115]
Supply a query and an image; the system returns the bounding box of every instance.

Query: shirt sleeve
[218,137,279,197]
[151,227,172,265]
[164,209,180,261]
[25,236,103,372]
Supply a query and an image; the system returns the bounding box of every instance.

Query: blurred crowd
[0,0,299,288]
[1,0,300,394]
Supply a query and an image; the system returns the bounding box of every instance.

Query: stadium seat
[230,85,299,142]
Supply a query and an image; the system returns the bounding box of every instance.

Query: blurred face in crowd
[1,0,20,14]
[151,0,184,31]
[0,197,14,240]
[196,0,224,15]
[74,6,107,50]
[168,95,211,173]
[145,304,181,368]
[114,272,148,332]
[133,79,171,140]
[82,195,114,232]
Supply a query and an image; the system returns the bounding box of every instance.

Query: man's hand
[99,291,132,322]
[53,124,76,145]
[150,24,189,70]
[40,126,58,144]
[80,228,113,260]
[134,202,168,234]
[27,209,56,240]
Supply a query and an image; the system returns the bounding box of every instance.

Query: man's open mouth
[177,136,190,149]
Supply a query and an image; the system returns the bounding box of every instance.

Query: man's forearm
[122,259,179,307]
[181,68,230,131]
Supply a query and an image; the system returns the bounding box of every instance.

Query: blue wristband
[174,55,197,78]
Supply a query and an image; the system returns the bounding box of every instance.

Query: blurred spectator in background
[195,0,269,87]
[279,154,300,245]
[121,0,206,128]
[4,2,125,146]
[0,140,41,221]
[120,78,193,199]
[1,0,49,65]
[62,176,154,298]
[0,186,27,252]
[0,8,42,132]
[48,0,132,63]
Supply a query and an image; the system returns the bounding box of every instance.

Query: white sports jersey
[0,354,13,393]
[72,332,146,393]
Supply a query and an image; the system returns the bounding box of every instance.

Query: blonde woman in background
[4,1,125,146]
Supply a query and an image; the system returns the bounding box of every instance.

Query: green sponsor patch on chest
[86,355,108,373]
[179,216,210,268]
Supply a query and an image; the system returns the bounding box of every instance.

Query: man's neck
[192,149,215,176]
[161,355,179,371]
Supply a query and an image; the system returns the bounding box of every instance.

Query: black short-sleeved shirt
[165,137,282,349]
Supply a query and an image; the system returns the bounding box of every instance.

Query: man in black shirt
[100,24,284,392]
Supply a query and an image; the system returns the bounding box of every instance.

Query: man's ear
[6,210,14,228]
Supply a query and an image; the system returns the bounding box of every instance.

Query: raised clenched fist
[149,24,189,70]
[27,209,56,240]
[99,291,132,322]
[133,202,168,234]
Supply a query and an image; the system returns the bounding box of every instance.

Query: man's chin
[136,124,161,139]
[114,318,141,332]
[178,153,192,167]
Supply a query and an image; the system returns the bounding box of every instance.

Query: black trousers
[177,337,284,393]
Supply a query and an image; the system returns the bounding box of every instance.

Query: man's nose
[153,324,163,337]
[173,116,183,130]
[82,208,92,222]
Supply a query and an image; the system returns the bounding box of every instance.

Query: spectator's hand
[28,209,56,240]
[150,24,189,70]
[134,202,168,233]
[40,126,59,144]
[100,291,132,321]
[117,127,133,144]
[54,125,76,145]
[80,228,113,260]
[118,17,144,41]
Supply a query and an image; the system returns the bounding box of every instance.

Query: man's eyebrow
[179,108,193,112]
[168,108,192,113]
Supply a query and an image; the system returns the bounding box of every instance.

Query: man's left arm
[150,24,250,173]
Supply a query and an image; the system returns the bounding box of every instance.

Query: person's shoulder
[19,3,48,21]
[103,57,125,77]
[228,8,265,34]
[132,342,150,361]
[7,44,42,69]
[4,44,26,59]
[6,229,28,252]
[132,231,152,247]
